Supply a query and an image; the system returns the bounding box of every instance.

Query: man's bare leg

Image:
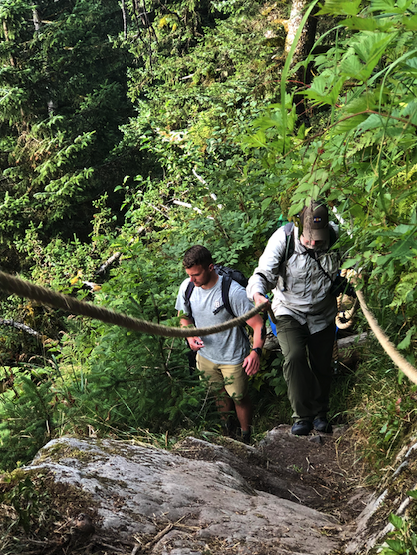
[234,394,252,432]
[216,387,234,415]
[215,388,236,436]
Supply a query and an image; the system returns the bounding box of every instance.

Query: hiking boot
[313,417,333,433]
[221,415,237,439]
[291,420,313,436]
[241,430,251,445]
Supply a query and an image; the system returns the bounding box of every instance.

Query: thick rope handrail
[0,271,266,338]
[3,270,416,382]
[356,289,417,385]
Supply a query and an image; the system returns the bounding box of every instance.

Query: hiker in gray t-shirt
[176,245,265,444]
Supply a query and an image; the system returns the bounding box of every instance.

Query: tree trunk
[284,0,318,125]
[3,20,16,66]
[33,8,41,31]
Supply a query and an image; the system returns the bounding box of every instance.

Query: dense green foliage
[0,0,134,268]
[379,494,417,555]
[0,0,416,501]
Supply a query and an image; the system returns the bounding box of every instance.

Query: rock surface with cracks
[4,413,417,554]
[27,433,345,555]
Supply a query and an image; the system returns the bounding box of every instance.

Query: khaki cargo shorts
[196,353,248,401]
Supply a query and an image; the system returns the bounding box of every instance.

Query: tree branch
[0,318,43,338]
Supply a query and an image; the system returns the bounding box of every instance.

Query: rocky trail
[0,424,385,555]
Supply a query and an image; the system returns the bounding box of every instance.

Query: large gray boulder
[29,436,342,554]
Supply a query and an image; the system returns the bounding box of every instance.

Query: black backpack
[184,264,248,320]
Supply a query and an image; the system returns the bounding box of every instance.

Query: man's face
[300,234,328,252]
[186,264,213,287]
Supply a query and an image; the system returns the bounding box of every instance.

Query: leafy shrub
[378,492,417,555]
[0,375,55,470]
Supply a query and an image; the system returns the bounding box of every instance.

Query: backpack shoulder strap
[185,280,195,302]
[184,281,195,319]
[186,278,237,320]
[277,222,295,292]
[220,277,249,343]
[329,225,337,247]
[221,275,236,319]
[283,222,295,260]
[214,277,248,341]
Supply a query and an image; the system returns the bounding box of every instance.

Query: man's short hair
[183,245,213,269]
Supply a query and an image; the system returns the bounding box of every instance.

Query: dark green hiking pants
[275,315,336,422]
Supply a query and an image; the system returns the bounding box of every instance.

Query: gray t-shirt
[175,275,253,365]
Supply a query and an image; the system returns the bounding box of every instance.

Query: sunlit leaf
[340,55,367,79]
[341,257,362,268]
[317,0,362,16]
[397,326,416,350]
[370,0,395,11]
[402,57,417,76]
[339,33,394,81]
[371,0,414,12]
[357,114,392,132]
[353,33,393,63]
[343,94,376,113]
[332,114,369,134]
[261,197,272,213]
[341,16,379,31]
[403,14,417,30]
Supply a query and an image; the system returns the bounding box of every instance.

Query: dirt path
[174,425,372,527]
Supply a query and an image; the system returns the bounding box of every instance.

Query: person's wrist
[254,293,266,306]
[252,347,262,357]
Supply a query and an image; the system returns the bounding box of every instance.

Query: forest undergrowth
[0,0,417,551]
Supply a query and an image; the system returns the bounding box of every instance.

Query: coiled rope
[0,271,266,339]
[336,296,358,330]
[333,292,356,366]
[335,269,358,330]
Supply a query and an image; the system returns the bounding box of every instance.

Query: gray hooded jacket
[246,223,339,334]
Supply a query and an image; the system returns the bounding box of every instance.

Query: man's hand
[179,314,204,350]
[187,336,205,351]
[242,351,260,376]
[253,292,270,310]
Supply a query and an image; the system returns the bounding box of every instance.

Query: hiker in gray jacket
[246,200,339,436]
